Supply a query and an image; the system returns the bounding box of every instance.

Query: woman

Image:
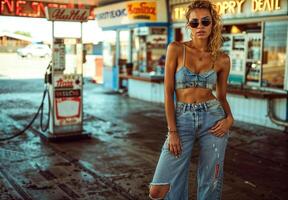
[149,1,234,200]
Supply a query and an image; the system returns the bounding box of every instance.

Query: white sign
[53,74,82,126]
[53,43,65,71]
[45,7,89,22]
[95,0,167,28]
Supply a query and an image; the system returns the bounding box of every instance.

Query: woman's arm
[210,53,234,136]
[164,42,178,131]
[164,41,182,156]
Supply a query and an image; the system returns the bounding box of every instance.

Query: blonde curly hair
[185,0,223,60]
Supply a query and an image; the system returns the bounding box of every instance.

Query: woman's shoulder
[217,51,230,67]
[168,41,183,50]
[167,41,188,57]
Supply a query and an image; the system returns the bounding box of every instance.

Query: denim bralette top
[175,45,217,90]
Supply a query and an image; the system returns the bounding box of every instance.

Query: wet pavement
[0,79,287,200]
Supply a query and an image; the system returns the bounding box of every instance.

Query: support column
[113,30,120,91]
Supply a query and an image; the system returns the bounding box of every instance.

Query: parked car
[17,44,51,58]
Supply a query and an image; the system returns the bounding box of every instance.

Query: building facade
[96,0,288,131]
[0,32,32,52]
[95,0,168,91]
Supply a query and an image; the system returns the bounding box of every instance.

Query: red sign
[127,2,157,21]
[56,78,74,88]
[127,2,156,15]
[55,89,81,98]
[0,0,95,19]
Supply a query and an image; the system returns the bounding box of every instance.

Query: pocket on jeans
[208,104,225,117]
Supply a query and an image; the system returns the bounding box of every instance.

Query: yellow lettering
[259,0,264,11]
[215,2,223,15]
[216,0,247,15]
[228,1,236,14]
[236,0,245,13]
[275,0,280,10]
[180,7,186,20]
[174,7,180,20]
[252,0,281,12]
[252,0,264,12]
[215,0,281,15]
[222,1,230,14]
[251,0,256,12]
[271,0,275,9]
[173,7,187,21]
[263,0,272,11]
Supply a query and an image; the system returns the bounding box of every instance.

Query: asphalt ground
[0,79,287,200]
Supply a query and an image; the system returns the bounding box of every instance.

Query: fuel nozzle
[44,61,52,84]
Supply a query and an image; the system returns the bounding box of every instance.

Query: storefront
[94,0,168,101]
[170,0,288,130]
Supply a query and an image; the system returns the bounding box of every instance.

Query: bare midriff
[176,88,216,103]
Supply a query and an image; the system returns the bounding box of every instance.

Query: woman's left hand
[209,117,233,137]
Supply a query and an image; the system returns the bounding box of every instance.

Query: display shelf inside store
[246,58,261,62]
[231,52,245,74]
[247,46,261,60]
[245,33,262,87]
[221,34,232,54]
[232,35,245,51]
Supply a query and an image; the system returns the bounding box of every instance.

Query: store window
[132,27,167,75]
[182,27,191,42]
[174,27,191,42]
[119,30,130,66]
[118,30,132,75]
[262,21,287,89]
[132,32,146,73]
[103,31,116,67]
[174,28,183,42]
[222,23,262,85]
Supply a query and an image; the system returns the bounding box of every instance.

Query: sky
[0,16,105,44]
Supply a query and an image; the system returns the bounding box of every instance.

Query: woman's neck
[190,39,208,52]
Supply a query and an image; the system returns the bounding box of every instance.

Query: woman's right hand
[168,132,182,157]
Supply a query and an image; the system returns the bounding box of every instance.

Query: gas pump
[42,7,91,140]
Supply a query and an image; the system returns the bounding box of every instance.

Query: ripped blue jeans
[150,98,230,200]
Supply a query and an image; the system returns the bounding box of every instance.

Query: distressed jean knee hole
[149,184,170,200]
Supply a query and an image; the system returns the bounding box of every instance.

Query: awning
[24,0,123,6]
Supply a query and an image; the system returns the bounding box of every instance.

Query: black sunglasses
[188,17,212,28]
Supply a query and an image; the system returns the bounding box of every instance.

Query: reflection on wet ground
[0,79,287,200]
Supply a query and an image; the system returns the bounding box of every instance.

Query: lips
[196,31,206,34]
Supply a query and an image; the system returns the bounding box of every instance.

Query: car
[17,44,51,58]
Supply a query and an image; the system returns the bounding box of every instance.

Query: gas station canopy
[23,0,123,6]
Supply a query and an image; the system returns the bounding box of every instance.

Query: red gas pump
[41,7,91,141]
